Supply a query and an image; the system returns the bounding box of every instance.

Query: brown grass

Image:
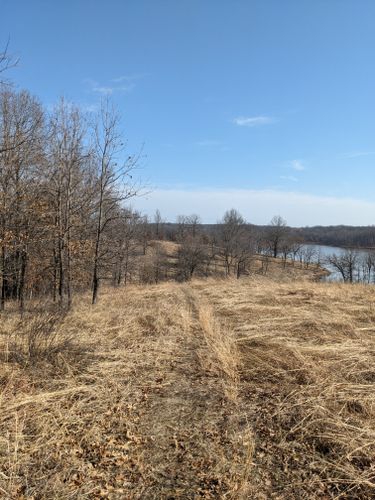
[0,275,375,498]
[193,277,375,498]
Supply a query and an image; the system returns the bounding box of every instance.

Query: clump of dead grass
[1,310,72,368]
[198,300,239,400]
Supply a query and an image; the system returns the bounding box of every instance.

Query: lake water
[302,244,372,282]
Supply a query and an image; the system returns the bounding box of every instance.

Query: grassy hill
[1,274,375,498]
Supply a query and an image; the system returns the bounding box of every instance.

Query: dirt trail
[124,284,251,498]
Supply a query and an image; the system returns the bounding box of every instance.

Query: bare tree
[361,251,375,283]
[177,234,206,280]
[137,214,151,256]
[91,99,140,304]
[326,249,359,283]
[46,98,90,308]
[289,240,304,266]
[186,214,201,238]
[0,89,44,310]
[302,245,318,268]
[266,215,289,258]
[280,238,293,267]
[153,209,164,239]
[218,209,254,277]
[0,41,18,86]
[203,233,219,276]
[111,209,139,286]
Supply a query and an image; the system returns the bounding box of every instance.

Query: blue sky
[2,0,375,225]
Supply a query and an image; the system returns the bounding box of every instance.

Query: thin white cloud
[290,159,306,171]
[280,175,298,182]
[133,188,375,226]
[345,151,375,159]
[92,86,115,95]
[233,115,276,127]
[111,74,147,83]
[84,78,135,95]
[195,140,222,147]
[79,102,99,113]
[93,84,135,95]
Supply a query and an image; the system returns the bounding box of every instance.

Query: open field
[1,274,375,498]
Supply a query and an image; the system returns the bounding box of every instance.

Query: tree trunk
[0,246,5,311]
[92,274,99,304]
[18,249,27,312]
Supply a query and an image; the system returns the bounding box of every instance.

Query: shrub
[3,311,71,366]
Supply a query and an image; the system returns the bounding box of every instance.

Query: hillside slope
[1,277,375,498]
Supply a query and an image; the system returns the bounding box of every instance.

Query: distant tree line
[289,225,375,249]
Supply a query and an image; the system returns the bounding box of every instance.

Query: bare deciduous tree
[326,249,359,283]
[267,215,289,258]
[177,234,206,280]
[219,209,254,278]
[47,98,89,308]
[153,209,165,239]
[0,89,44,310]
[91,99,140,304]
[0,41,18,86]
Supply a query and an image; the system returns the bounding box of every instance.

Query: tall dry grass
[0,276,374,498]
[195,296,254,498]
[193,277,375,498]
[0,283,253,498]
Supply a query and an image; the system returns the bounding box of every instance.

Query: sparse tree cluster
[325,249,375,283]
[265,215,289,258]
[218,209,255,278]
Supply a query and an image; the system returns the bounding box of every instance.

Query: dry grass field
[1,271,375,498]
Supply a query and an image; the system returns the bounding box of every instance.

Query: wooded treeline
[186,224,375,250]
[289,225,375,249]
[0,84,144,310]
